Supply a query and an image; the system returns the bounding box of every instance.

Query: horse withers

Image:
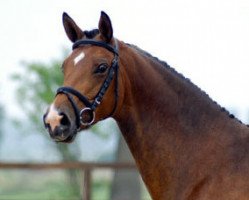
[43,12,249,200]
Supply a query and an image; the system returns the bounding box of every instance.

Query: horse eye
[95,64,108,74]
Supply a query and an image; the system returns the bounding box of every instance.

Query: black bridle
[56,39,119,129]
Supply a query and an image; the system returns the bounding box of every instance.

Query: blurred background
[0,0,249,199]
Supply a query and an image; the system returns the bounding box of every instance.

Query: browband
[73,39,119,55]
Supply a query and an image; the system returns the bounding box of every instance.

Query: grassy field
[0,169,151,200]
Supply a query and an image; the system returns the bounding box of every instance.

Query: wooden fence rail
[0,162,137,200]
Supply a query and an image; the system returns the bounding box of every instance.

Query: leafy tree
[12,55,81,196]
[12,59,62,129]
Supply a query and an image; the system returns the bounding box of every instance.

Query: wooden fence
[0,162,137,200]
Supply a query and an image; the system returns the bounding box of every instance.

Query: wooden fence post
[83,168,91,200]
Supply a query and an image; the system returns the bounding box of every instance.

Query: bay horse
[43,11,249,199]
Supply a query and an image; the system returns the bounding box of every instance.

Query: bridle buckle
[95,98,101,105]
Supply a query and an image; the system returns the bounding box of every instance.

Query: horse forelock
[83,29,99,39]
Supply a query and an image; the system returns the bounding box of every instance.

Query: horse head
[43,12,120,142]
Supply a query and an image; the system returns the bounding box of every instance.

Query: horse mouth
[54,133,76,143]
[47,125,77,143]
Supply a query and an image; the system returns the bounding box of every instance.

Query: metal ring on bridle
[80,107,95,126]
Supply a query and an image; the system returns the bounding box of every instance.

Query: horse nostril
[60,113,71,127]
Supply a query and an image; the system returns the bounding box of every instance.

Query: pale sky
[1,0,249,122]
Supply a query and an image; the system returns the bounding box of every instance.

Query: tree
[12,56,81,196]
[12,59,63,128]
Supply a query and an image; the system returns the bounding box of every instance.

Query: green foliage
[12,60,63,129]
[11,56,82,196]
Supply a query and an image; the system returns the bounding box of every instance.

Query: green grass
[91,180,111,200]
[0,170,151,200]
[0,170,80,200]
[0,170,111,200]
[0,181,111,200]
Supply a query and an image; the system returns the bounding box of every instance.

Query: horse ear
[98,11,113,43]
[62,12,84,43]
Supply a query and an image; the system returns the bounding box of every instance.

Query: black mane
[84,29,99,39]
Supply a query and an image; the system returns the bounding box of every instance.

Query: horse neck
[114,41,246,198]
[115,41,227,144]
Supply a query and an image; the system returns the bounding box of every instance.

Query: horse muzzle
[43,106,77,143]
